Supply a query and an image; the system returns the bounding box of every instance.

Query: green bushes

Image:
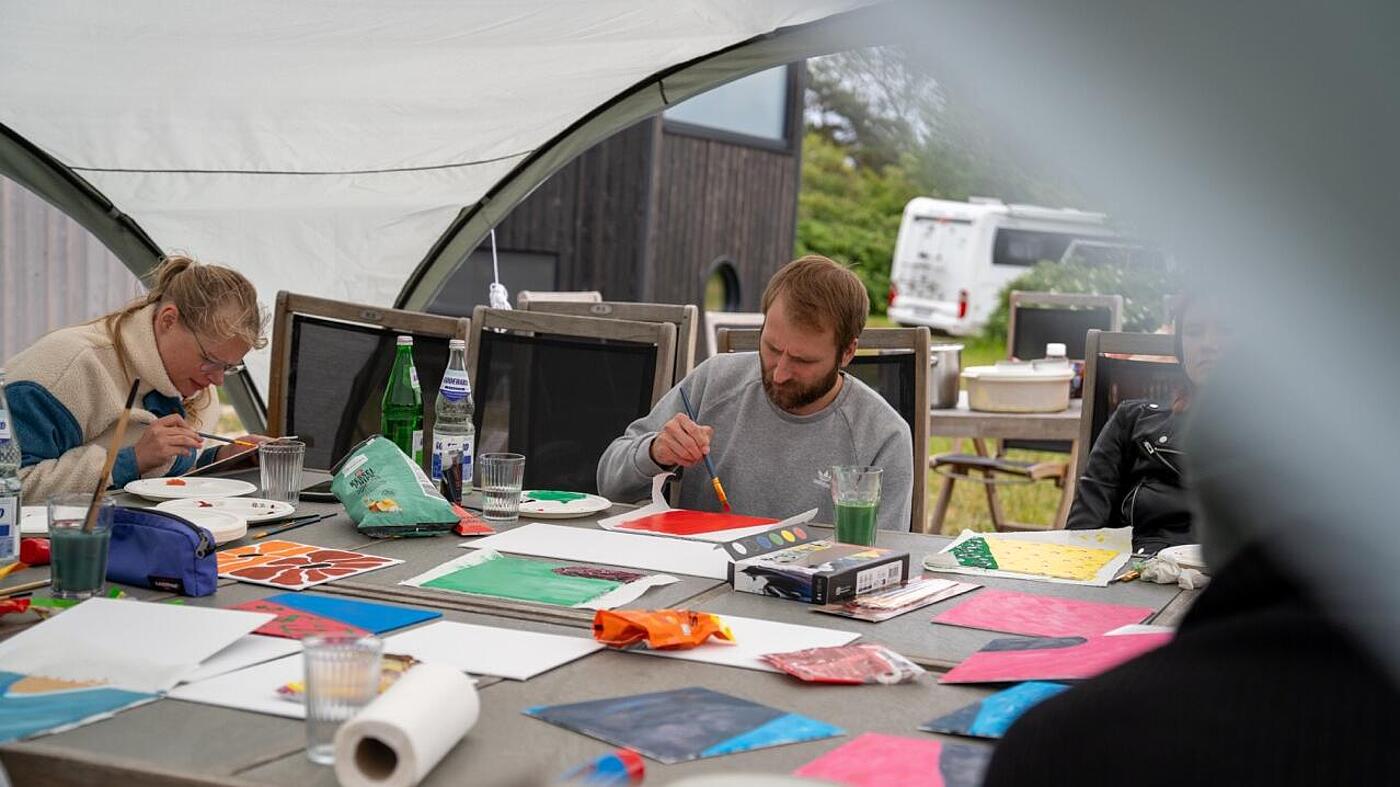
[982,260,1181,345]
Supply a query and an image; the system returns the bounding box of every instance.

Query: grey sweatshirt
[597,352,914,531]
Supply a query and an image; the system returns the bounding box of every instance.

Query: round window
[704,258,741,312]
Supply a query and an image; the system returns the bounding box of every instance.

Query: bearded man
[597,255,913,531]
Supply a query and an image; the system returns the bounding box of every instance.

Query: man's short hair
[761,255,870,354]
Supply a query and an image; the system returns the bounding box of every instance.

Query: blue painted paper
[920,681,1069,739]
[266,592,440,634]
[0,671,154,743]
[526,686,843,764]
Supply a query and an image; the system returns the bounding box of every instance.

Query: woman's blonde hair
[100,254,267,409]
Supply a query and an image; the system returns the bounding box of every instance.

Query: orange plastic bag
[592,609,736,650]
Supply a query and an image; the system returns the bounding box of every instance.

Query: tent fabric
[0,0,875,388]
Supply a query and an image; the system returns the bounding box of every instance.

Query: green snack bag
[332,436,458,537]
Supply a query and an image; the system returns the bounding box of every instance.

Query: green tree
[796,133,920,314]
[982,260,1182,346]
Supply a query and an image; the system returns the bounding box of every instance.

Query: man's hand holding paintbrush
[648,389,732,511]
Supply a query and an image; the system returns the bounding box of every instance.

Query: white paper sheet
[400,550,679,610]
[1106,623,1175,636]
[461,523,732,580]
[179,635,303,684]
[923,527,1134,587]
[19,505,46,534]
[618,614,859,673]
[0,599,274,693]
[596,473,817,542]
[169,621,600,717]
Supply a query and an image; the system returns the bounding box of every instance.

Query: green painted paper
[952,536,999,570]
[525,490,587,503]
[423,554,622,606]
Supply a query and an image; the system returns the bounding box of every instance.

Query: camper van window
[992,228,1084,268]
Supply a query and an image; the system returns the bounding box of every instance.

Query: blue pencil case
[107,506,219,596]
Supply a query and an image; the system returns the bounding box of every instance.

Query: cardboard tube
[333,662,478,787]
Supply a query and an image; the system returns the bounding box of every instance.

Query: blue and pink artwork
[794,733,991,787]
[920,681,1070,739]
[524,686,842,764]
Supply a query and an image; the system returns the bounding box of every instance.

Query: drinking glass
[260,440,306,505]
[830,466,882,546]
[479,453,526,522]
[303,633,382,765]
[47,494,114,600]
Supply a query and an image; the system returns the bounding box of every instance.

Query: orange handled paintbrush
[678,387,731,512]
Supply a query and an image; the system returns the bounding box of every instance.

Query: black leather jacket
[1067,399,1192,554]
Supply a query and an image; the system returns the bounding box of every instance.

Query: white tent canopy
[0,0,880,391]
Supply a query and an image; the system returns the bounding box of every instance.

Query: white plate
[518,491,613,519]
[125,477,256,501]
[156,497,296,524]
[163,509,248,545]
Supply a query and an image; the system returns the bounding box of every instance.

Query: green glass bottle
[381,335,424,465]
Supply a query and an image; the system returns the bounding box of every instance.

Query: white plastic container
[961,361,1074,413]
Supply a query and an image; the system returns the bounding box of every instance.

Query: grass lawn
[867,313,1068,535]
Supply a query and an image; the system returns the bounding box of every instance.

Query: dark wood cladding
[491,118,660,303]
[648,131,799,310]
[489,107,800,313]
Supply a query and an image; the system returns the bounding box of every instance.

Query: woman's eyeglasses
[185,321,245,374]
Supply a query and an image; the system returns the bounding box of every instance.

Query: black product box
[723,525,910,604]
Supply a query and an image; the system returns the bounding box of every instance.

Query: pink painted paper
[931,589,1153,638]
[940,633,1173,684]
[794,733,947,787]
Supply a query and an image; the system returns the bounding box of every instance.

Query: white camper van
[886,197,1121,335]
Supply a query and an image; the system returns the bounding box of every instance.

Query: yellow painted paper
[984,538,1119,581]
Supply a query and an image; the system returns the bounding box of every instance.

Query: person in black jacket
[1066,296,1227,553]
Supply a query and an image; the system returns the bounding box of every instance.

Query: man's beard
[762,360,840,412]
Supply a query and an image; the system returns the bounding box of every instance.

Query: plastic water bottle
[431,339,475,500]
[0,370,22,562]
[381,336,424,466]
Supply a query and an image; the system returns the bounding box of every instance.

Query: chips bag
[592,609,736,650]
[761,644,925,685]
[332,436,458,537]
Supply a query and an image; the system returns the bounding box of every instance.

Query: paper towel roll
[333,662,479,787]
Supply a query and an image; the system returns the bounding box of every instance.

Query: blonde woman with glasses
[6,255,269,499]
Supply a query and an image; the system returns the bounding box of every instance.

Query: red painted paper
[618,510,776,536]
[931,589,1153,638]
[940,633,1173,684]
[794,733,986,787]
[229,599,368,639]
[217,540,399,590]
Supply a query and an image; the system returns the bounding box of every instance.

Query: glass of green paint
[830,465,881,546]
[47,494,114,600]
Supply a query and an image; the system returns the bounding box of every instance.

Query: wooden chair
[514,290,602,308]
[716,326,931,533]
[267,291,470,473]
[1077,329,1182,479]
[523,300,700,383]
[930,291,1123,532]
[467,307,677,494]
[703,310,764,358]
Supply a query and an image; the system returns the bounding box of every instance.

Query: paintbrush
[678,387,731,512]
[253,512,336,540]
[0,578,51,599]
[196,431,260,448]
[85,379,140,532]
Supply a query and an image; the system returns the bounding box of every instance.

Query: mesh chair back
[472,327,666,494]
[1012,306,1117,360]
[847,352,919,443]
[284,315,453,471]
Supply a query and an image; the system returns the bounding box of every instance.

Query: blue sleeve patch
[196,446,220,468]
[5,381,85,468]
[111,446,140,488]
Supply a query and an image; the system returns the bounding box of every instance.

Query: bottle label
[0,412,9,440]
[412,430,424,464]
[440,370,471,402]
[0,496,16,559]
[409,367,421,391]
[431,433,475,482]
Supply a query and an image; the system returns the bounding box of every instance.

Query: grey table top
[0,480,1195,786]
[238,649,996,787]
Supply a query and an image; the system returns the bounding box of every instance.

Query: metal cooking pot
[929,343,963,409]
